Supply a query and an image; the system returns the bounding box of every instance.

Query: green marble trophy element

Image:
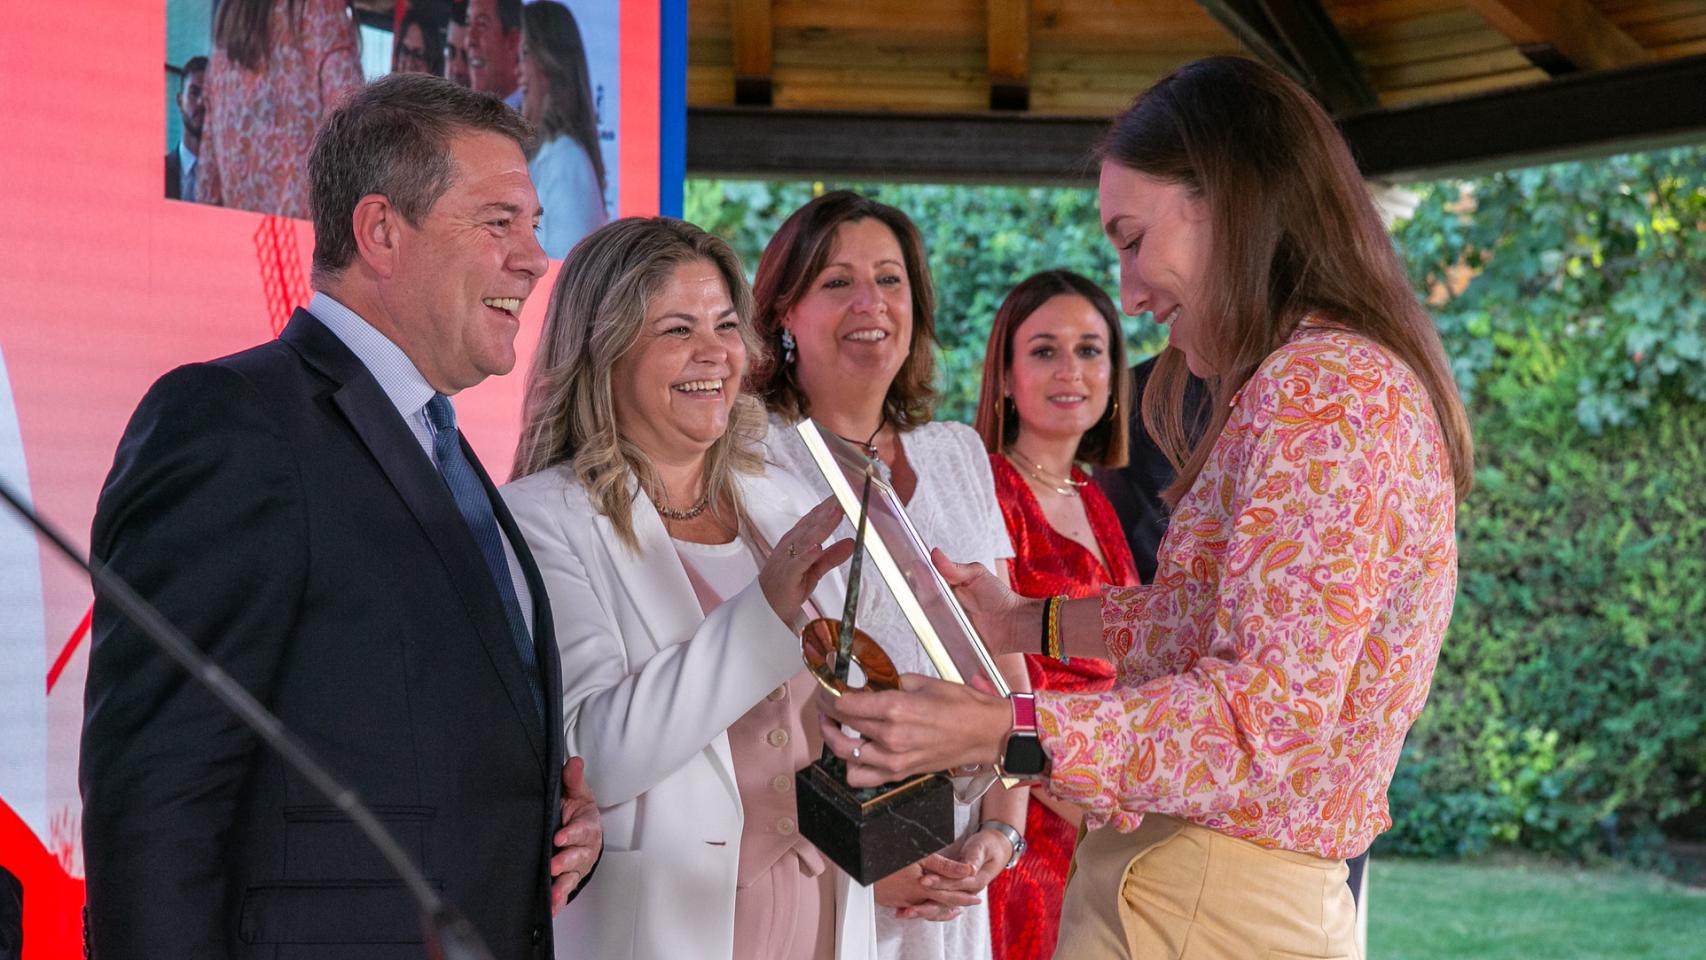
[797,462,954,886]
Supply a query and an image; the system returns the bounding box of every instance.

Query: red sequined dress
[985,454,1140,960]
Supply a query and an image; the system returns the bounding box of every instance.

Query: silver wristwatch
[977,818,1027,871]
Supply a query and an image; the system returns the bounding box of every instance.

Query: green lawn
[1368,858,1706,960]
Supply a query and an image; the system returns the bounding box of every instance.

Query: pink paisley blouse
[200,0,364,219]
[1035,324,1458,859]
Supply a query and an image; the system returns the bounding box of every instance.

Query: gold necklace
[1005,449,1087,497]
[652,488,710,521]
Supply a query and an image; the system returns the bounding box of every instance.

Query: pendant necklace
[831,415,888,461]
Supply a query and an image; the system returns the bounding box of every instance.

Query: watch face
[1004,735,1047,776]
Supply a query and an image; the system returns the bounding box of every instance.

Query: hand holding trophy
[796,455,956,886]
[793,420,1014,886]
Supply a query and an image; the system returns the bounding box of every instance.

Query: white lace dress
[764,413,1014,960]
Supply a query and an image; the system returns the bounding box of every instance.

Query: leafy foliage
[1380,149,1706,861]
[684,145,1706,863]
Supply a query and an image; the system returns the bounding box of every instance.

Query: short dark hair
[448,1,468,26]
[181,55,208,78]
[492,0,522,32]
[751,191,939,429]
[308,72,533,283]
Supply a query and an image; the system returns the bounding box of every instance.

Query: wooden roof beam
[730,0,773,107]
[686,54,1706,184]
[1196,0,1379,115]
[987,0,1030,111]
[1468,0,1650,76]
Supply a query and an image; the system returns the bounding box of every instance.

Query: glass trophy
[792,419,1011,885]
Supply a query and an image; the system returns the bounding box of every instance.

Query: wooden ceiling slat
[771,0,984,36]
[1353,28,1512,67]
[1467,0,1652,72]
[1379,64,1548,103]
[1601,0,1706,26]
[1322,0,1464,31]
[730,0,775,104]
[987,0,1032,108]
[1656,37,1706,55]
[1368,45,1535,87]
[1625,12,1706,43]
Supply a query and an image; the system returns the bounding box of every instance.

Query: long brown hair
[974,269,1130,468]
[750,190,939,429]
[1103,56,1473,505]
[216,0,309,71]
[521,1,607,196]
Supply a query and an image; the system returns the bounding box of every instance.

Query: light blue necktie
[424,394,544,722]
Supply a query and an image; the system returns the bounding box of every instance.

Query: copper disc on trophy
[801,618,900,695]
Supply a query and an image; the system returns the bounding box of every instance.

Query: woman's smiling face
[783,217,914,399]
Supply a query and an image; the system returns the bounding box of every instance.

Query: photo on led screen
[164,0,619,259]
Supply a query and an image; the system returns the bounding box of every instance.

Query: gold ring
[788,544,799,558]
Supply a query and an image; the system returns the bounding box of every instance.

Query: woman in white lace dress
[751,191,1030,960]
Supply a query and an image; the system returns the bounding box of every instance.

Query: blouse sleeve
[1036,360,1403,826]
[308,0,364,112]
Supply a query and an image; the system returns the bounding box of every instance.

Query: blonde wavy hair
[511,217,768,550]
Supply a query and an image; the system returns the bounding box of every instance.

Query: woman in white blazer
[501,217,878,960]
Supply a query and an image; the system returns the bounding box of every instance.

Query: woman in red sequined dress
[972,270,1140,960]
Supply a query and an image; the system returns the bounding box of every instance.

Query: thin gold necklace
[1005,448,1087,497]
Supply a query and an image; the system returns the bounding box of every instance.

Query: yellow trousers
[1055,815,1361,960]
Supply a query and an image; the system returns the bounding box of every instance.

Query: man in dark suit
[165,56,206,201]
[83,73,598,958]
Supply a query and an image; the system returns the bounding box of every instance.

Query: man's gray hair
[308,72,534,283]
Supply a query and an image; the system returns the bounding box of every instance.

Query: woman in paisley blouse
[818,57,1473,960]
[200,0,364,219]
[973,270,1139,960]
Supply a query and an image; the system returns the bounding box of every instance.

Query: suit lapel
[280,311,548,771]
[594,479,743,809]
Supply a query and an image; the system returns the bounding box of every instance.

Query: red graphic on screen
[255,215,310,337]
[0,798,85,957]
[44,605,92,696]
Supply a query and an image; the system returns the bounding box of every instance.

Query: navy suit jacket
[81,309,565,958]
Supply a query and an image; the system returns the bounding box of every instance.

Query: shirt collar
[305,292,438,422]
[178,141,198,174]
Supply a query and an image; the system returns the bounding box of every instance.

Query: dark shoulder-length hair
[974,269,1130,468]
[1104,55,1473,505]
[521,1,607,196]
[750,190,939,429]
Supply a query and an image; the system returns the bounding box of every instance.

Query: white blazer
[501,463,877,960]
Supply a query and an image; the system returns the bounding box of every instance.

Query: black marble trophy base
[795,754,954,886]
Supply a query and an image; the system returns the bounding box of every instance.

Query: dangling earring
[780,328,797,364]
